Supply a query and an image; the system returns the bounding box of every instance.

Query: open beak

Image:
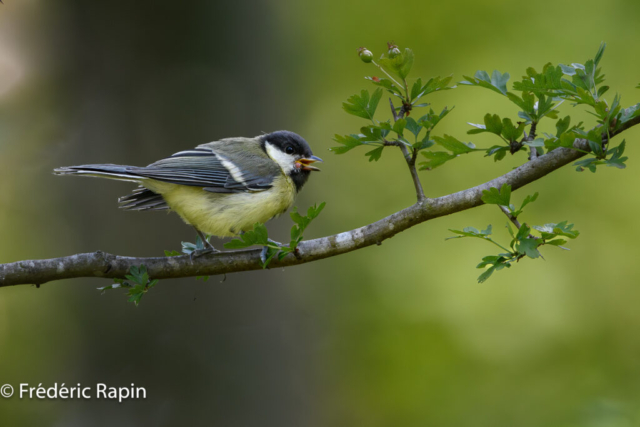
[296,155,323,171]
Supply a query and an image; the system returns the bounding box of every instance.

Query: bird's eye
[285,145,295,155]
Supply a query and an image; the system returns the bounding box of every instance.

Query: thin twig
[390,98,426,202]
[498,205,537,240]
[499,205,522,229]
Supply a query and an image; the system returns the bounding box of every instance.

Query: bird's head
[261,130,322,191]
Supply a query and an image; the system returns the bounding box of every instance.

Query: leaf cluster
[449,184,579,282]
[224,203,326,268]
[98,265,159,306]
[332,43,456,165]
[461,43,635,170]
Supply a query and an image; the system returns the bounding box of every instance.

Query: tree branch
[2,116,639,287]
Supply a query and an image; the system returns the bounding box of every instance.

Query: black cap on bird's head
[261,130,322,191]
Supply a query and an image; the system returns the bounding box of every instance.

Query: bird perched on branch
[54,131,322,255]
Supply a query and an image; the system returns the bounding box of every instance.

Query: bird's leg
[195,228,217,250]
[267,238,284,247]
[260,238,285,266]
[190,228,218,260]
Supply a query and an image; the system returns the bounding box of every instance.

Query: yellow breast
[143,175,296,237]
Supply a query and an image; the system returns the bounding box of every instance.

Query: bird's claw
[260,246,269,266]
[189,247,218,261]
[260,239,284,266]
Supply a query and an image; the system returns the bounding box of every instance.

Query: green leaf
[260,247,280,269]
[559,63,576,76]
[517,192,538,215]
[618,103,640,125]
[476,256,512,283]
[605,140,628,169]
[523,138,545,147]
[98,264,157,306]
[597,85,610,98]
[460,70,509,95]
[181,240,198,255]
[490,70,510,95]
[516,236,542,259]
[447,225,494,240]
[555,116,571,137]
[433,135,475,155]
[545,239,568,247]
[418,106,453,133]
[288,202,326,250]
[404,117,421,138]
[532,221,580,240]
[467,113,504,136]
[365,76,404,98]
[365,146,384,162]
[506,91,536,116]
[378,48,415,79]
[501,118,525,141]
[594,42,606,67]
[224,223,270,249]
[419,151,455,170]
[419,134,476,170]
[330,134,364,154]
[535,94,556,119]
[342,88,383,121]
[359,125,385,142]
[393,118,406,136]
[485,113,503,135]
[164,250,181,257]
[512,64,566,96]
[410,78,423,101]
[481,184,511,207]
[416,75,454,98]
[485,145,509,161]
[574,157,598,173]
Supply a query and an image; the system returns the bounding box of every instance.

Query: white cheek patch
[265,142,297,174]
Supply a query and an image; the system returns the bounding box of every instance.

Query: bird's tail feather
[53,164,146,184]
[118,186,169,211]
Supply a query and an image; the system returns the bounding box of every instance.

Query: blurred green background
[1,0,640,425]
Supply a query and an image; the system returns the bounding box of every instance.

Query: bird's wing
[131,146,278,193]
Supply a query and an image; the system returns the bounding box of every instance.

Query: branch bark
[2,116,639,287]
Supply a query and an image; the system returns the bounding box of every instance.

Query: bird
[54,130,322,255]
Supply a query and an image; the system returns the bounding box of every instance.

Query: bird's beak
[296,155,323,171]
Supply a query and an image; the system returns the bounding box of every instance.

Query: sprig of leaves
[574,139,628,172]
[181,234,210,256]
[480,183,538,218]
[460,43,636,169]
[224,203,326,268]
[98,265,158,306]
[332,42,456,164]
[449,184,579,282]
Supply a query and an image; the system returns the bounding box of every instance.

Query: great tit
[54,130,322,251]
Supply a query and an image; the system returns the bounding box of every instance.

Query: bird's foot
[189,246,219,261]
[260,239,284,266]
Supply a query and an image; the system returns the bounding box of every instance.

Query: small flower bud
[387,42,400,59]
[357,47,373,63]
